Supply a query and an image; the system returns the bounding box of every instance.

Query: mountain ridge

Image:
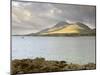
[19,21,96,36]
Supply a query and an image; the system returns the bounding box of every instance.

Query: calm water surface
[12,36,95,64]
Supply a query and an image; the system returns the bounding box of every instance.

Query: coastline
[11,57,96,75]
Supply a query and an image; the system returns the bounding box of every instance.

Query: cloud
[12,1,96,35]
[12,1,62,35]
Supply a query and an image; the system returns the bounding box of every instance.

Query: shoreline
[11,57,96,75]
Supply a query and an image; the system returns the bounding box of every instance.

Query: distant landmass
[13,22,96,36]
[26,22,96,36]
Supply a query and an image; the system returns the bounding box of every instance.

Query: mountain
[36,22,69,34]
[27,22,96,36]
[53,21,69,27]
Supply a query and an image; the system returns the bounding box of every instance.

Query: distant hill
[26,22,96,36]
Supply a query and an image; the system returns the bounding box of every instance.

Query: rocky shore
[11,57,96,75]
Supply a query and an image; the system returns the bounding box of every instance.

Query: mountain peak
[54,21,69,28]
[75,22,91,30]
[56,21,69,25]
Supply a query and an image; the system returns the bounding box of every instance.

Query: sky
[12,0,96,35]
